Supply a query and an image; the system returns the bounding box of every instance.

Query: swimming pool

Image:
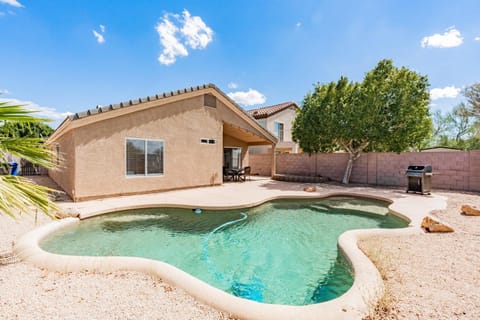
[40,196,407,305]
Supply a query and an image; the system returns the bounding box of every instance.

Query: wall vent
[204,94,217,108]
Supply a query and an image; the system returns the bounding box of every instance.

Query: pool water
[40,197,407,305]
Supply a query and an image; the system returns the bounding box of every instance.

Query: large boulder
[421,216,454,233]
[461,204,480,216]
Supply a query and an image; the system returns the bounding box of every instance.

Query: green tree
[1,121,54,138]
[431,110,450,142]
[0,101,58,218]
[449,103,474,142]
[293,59,432,184]
[430,103,480,149]
[464,83,480,116]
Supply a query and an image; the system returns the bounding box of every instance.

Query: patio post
[270,143,276,177]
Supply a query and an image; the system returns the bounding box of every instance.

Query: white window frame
[125,137,165,178]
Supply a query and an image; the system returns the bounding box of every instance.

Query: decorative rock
[421,216,454,233]
[55,208,80,219]
[460,204,480,216]
[303,186,316,192]
[0,251,19,265]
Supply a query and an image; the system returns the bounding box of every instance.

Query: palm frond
[0,103,51,123]
[0,137,55,168]
[0,176,58,219]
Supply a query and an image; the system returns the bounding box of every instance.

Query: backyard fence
[19,160,48,176]
[250,150,480,192]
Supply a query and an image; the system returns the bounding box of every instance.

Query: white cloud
[92,30,105,44]
[0,0,23,7]
[92,24,105,44]
[227,82,238,89]
[421,27,463,48]
[0,98,73,121]
[430,86,461,100]
[180,10,213,49]
[475,36,480,41]
[156,15,188,65]
[227,89,266,106]
[296,22,301,28]
[0,89,9,94]
[155,10,213,65]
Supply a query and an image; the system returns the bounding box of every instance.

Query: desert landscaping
[1,179,479,320]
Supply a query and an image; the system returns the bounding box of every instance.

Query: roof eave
[47,117,72,144]
[48,83,277,145]
[208,84,278,144]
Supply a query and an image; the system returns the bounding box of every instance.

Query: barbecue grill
[406,165,432,195]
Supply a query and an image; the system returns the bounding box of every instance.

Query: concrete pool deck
[15,178,448,320]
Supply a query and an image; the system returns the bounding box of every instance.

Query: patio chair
[238,166,251,182]
[223,167,235,182]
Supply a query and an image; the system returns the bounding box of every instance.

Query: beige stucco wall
[48,131,75,197]
[72,96,226,200]
[49,92,270,201]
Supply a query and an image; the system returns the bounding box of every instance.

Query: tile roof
[50,83,277,145]
[68,83,219,121]
[246,101,299,119]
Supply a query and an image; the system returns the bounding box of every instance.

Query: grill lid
[406,165,432,173]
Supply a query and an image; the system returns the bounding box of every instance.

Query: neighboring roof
[48,83,277,145]
[247,101,299,119]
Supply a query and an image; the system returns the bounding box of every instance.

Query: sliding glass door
[224,147,242,169]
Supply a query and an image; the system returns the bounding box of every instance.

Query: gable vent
[204,94,217,108]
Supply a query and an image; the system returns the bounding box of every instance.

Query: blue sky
[1,0,479,128]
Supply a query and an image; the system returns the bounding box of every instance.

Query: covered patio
[222,122,276,181]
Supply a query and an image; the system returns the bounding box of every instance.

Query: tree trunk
[342,152,355,184]
[339,140,369,184]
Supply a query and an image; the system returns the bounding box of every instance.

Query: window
[200,138,216,144]
[274,122,284,142]
[126,138,164,176]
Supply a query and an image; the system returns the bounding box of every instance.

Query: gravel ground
[0,213,231,320]
[0,263,230,320]
[1,181,478,320]
[359,191,480,320]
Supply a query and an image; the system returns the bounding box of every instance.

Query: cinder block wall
[249,154,272,176]
[250,151,480,192]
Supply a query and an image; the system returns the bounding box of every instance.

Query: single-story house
[48,84,277,201]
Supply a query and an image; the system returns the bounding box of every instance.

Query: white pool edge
[15,192,448,320]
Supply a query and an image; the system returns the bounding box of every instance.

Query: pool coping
[15,190,448,320]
